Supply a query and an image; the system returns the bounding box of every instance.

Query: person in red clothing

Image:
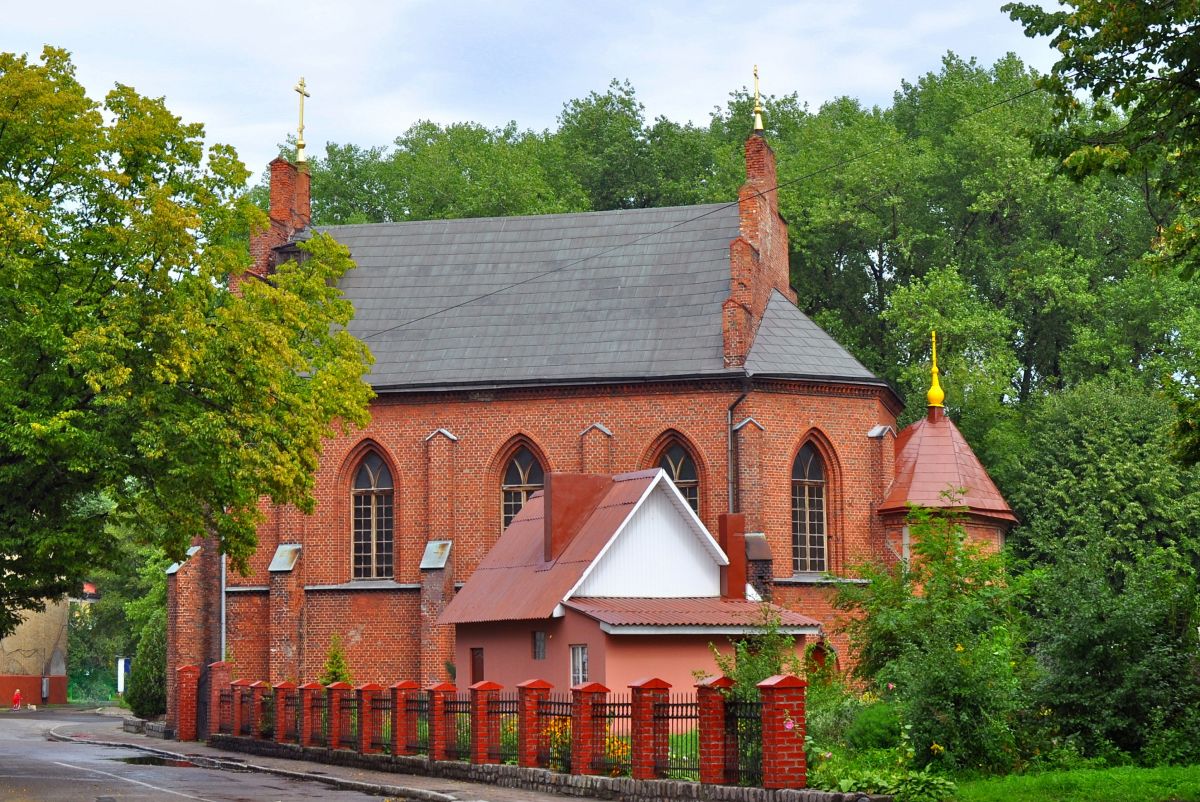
[11,688,21,710]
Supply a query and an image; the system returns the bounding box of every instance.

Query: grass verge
[955,764,1200,802]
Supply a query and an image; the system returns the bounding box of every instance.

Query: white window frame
[570,644,588,686]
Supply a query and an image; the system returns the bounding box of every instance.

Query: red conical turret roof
[880,408,1016,524]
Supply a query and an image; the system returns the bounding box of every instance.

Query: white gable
[570,479,724,598]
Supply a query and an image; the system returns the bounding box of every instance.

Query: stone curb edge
[46,727,457,802]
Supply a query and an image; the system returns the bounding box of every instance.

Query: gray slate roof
[300,203,882,391]
[745,291,877,381]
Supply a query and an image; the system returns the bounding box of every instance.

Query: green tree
[0,47,374,635]
[125,608,167,718]
[1004,0,1200,279]
[1002,376,1200,763]
[1004,2,1200,464]
[318,634,353,686]
[557,79,657,210]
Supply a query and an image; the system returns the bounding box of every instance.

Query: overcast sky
[9,1,1058,179]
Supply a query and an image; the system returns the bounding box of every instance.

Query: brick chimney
[247,157,312,279]
[718,513,747,600]
[723,132,797,367]
[543,473,612,563]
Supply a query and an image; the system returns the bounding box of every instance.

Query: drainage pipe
[727,388,750,512]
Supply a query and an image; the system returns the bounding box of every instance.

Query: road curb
[47,726,457,802]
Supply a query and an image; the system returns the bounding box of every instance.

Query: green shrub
[708,606,803,701]
[125,610,166,719]
[846,702,900,750]
[835,504,1030,772]
[804,673,862,747]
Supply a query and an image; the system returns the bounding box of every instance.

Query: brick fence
[178,666,816,795]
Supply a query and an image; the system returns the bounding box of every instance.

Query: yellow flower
[931,742,945,755]
[954,643,964,652]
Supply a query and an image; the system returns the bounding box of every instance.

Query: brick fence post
[357,683,383,753]
[758,674,807,789]
[230,678,251,737]
[516,678,552,768]
[427,681,456,761]
[249,680,269,739]
[273,681,296,743]
[629,677,671,780]
[299,681,324,747]
[570,682,609,776]
[206,661,231,738]
[327,681,352,751]
[470,680,502,764]
[391,681,419,755]
[696,675,733,785]
[176,665,200,741]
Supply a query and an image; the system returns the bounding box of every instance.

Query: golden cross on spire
[753,65,764,132]
[927,330,945,408]
[294,77,311,165]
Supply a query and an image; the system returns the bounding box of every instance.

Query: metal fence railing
[444,694,472,761]
[337,693,358,750]
[370,693,393,753]
[592,693,631,777]
[405,692,430,754]
[237,687,253,737]
[724,700,763,786]
[259,692,276,739]
[655,695,699,780]
[279,687,299,742]
[488,693,520,764]
[536,694,573,773]
[310,692,329,748]
[217,689,233,734]
[215,683,773,789]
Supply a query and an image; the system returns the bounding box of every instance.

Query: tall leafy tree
[0,47,373,636]
[557,79,657,210]
[1005,2,1200,464]
[1008,377,1200,761]
[1004,0,1200,278]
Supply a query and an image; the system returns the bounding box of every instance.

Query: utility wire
[357,82,1046,343]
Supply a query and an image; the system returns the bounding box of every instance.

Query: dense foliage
[125,608,166,719]
[0,47,374,634]
[67,539,167,702]
[835,507,1028,773]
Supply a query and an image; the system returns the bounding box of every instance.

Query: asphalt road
[0,709,392,802]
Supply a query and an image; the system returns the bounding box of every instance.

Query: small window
[570,644,589,687]
[792,443,827,573]
[532,631,547,660]
[659,441,699,512]
[502,445,544,529]
[352,452,394,579]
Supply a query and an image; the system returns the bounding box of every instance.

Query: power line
[357,82,1047,343]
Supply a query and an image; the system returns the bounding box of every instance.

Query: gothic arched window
[502,445,544,529]
[659,442,700,513]
[352,452,394,579]
[792,443,826,573]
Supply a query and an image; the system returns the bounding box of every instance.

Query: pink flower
[886,683,895,691]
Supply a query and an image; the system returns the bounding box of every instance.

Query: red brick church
[166,114,1013,734]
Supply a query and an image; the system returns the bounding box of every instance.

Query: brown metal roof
[880,409,1016,523]
[564,597,820,630]
[438,470,659,624]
